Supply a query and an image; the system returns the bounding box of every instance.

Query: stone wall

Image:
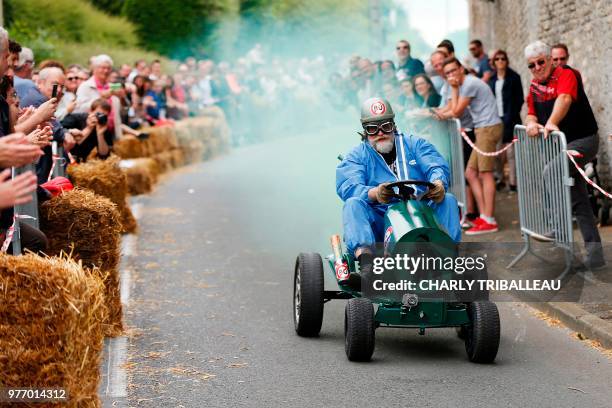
[469,0,612,187]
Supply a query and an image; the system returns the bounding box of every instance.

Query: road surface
[102,128,612,408]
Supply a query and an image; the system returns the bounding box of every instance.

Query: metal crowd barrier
[406,115,466,222]
[13,162,39,230]
[9,163,39,255]
[8,140,67,255]
[507,125,574,276]
[445,119,467,223]
[51,141,66,178]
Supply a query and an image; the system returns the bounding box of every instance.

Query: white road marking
[104,337,128,398]
[102,202,141,403]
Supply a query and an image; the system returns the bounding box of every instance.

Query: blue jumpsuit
[336,132,461,255]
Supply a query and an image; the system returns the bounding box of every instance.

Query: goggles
[363,121,395,136]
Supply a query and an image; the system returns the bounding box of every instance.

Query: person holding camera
[62,98,112,163]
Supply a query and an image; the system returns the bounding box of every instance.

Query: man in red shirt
[524,40,604,271]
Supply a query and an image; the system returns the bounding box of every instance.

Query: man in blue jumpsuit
[336,97,461,285]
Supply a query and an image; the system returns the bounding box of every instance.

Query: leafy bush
[6,0,138,48]
[5,0,168,66]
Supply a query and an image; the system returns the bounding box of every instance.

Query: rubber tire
[344,298,375,361]
[456,325,467,340]
[293,253,324,337]
[465,301,500,363]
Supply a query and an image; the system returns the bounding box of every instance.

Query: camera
[95,112,108,126]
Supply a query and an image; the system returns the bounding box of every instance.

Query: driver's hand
[375,182,394,204]
[424,180,445,203]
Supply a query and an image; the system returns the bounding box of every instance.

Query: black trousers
[567,135,604,265]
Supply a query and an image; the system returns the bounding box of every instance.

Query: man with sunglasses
[524,40,604,271]
[395,40,424,81]
[551,43,570,69]
[336,97,461,288]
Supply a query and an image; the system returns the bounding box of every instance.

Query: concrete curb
[528,301,612,349]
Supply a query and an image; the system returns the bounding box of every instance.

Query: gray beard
[371,139,394,154]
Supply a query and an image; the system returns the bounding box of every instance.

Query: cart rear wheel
[344,298,375,361]
[465,301,500,363]
[456,325,467,339]
[293,253,324,337]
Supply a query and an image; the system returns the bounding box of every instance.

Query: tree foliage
[122,0,238,59]
[86,0,125,16]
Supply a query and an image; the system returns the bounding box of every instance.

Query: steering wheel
[386,180,435,201]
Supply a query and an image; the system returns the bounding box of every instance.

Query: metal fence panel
[51,141,66,178]
[405,116,466,222]
[13,163,39,229]
[508,125,574,274]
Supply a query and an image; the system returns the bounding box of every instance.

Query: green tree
[122,0,237,59]
[86,0,125,16]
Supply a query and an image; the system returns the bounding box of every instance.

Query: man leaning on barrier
[523,40,605,271]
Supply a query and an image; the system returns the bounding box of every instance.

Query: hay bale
[153,151,174,173]
[40,188,123,336]
[67,156,137,234]
[120,158,159,195]
[182,140,204,164]
[113,136,144,159]
[170,148,185,168]
[0,253,107,406]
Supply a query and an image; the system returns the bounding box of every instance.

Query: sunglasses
[67,76,79,81]
[527,59,547,70]
[494,57,507,61]
[363,121,395,136]
[552,57,567,62]
[396,46,409,50]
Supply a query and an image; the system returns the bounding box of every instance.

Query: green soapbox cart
[293,180,500,363]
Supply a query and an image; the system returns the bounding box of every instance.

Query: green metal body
[328,199,470,328]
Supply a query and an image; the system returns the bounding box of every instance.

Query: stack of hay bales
[112,115,231,194]
[40,188,124,337]
[176,121,206,163]
[67,156,137,234]
[119,158,160,195]
[0,253,107,406]
[112,136,145,159]
[201,106,231,156]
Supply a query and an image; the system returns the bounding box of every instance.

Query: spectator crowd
[327,37,604,269]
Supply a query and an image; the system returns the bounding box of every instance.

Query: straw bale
[182,140,205,164]
[113,136,144,159]
[0,253,107,406]
[120,158,159,195]
[152,151,174,173]
[170,149,185,168]
[147,127,171,154]
[39,188,123,336]
[67,156,137,234]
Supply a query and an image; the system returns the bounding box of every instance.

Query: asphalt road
[107,129,612,408]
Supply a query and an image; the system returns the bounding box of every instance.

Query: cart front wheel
[465,301,500,363]
[293,253,324,337]
[344,298,375,361]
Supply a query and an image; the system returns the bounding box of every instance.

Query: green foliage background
[5,0,434,64]
[5,0,169,66]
